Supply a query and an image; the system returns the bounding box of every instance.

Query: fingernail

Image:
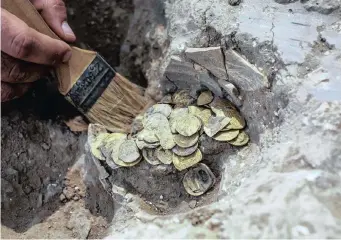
[62,50,72,63]
[62,21,75,38]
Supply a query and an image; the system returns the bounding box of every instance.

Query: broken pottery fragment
[163,55,201,91]
[199,134,230,155]
[175,114,202,137]
[142,148,162,165]
[228,131,249,146]
[172,143,198,157]
[203,116,230,137]
[197,70,223,97]
[159,94,173,104]
[224,49,268,91]
[118,140,140,163]
[172,149,203,171]
[183,163,216,196]
[185,47,227,79]
[174,132,199,148]
[197,90,214,106]
[213,130,240,142]
[156,147,173,164]
[218,79,243,107]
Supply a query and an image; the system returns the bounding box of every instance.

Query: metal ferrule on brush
[65,54,116,113]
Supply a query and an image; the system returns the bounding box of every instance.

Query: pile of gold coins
[89,90,249,196]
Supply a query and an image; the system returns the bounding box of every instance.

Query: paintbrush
[2,0,152,132]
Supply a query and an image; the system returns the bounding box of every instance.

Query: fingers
[30,0,76,42]
[1,8,72,65]
[1,52,47,83]
[1,82,32,102]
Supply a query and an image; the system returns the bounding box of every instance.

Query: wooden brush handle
[1,0,97,95]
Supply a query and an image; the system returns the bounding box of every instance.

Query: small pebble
[73,195,80,201]
[59,193,66,202]
[160,195,164,200]
[228,0,241,6]
[189,200,197,209]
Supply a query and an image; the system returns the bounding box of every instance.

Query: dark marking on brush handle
[65,54,116,113]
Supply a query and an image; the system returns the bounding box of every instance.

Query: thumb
[31,0,76,42]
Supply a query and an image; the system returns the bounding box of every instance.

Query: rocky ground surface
[2,0,341,239]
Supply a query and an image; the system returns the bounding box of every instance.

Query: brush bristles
[86,73,149,133]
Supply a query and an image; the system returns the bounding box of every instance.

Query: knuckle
[10,30,34,59]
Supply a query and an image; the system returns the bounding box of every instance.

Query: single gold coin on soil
[156,147,173,164]
[213,129,240,142]
[90,133,111,160]
[142,148,162,165]
[203,116,230,137]
[175,114,202,137]
[118,140,141,163]
[228,131,249,146]
[174,132,199,148]
[172,90,195,107]
[172,149,203,171]
[183,163,216,196]
[172,143,198,157]
[197,90,214,106]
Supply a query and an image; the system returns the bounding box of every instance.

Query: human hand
[1,0,76,102]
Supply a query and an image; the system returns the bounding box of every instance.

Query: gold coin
[169,108,188,133]
[209,97,236,112]
[203,116,230,137]
[188,106,212,126]
[213,130,240,142]
[144,113,175,150]
[172,143,198,157]
[172,149,202,171]
[90,133,111,160]
[197,90,214,106]
[156,147,173,164]
[112,139,141,167]
[142,148,162,165]
[175,114,201,137]
[223,109,245,130]
[137,129,158,143]
[118,140,141,163]
[183,163,216,196]
[172,90,195,107]
[228,131,249,146]
[145,104,172,118]
[100,133,127,159]
[174,132,199,148]
[135,139,160,149]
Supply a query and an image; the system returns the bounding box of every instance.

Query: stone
[189,200,197,209]
[224,49,269,91]
[185,47,227,79]
[303,0,340,14]
[163,55,201,91]
[228,0,242,6]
